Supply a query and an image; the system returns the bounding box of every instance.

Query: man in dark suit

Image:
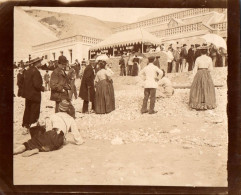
[79,60,95,113]
[50,54,70,113]
[187,44,195,71]
[21,57,45,135]
[58,51,67,66]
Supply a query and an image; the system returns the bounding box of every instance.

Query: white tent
[90,28,162,50]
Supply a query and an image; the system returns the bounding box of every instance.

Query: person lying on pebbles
[14,100,84,157]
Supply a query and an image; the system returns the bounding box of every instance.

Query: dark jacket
[17,73,24,97]
[194,50,202,63]
[133,57,140,64]
[79,65,95,102]
[180,47,188,60]
[187,48,195,63]
[119,58,125,68]
[50,67,70,102]
[22,66,44,102]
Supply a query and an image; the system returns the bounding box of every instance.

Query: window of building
[45,55,47,59]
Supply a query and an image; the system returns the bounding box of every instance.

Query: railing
[32,35,103,51]
[114,8,226,33]
[210,22,227,31]
[151,22,202,37]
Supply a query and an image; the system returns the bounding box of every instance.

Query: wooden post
[113,47,115,57]
[141,42,143,53]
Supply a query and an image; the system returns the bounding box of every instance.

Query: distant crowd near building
[15,8,227,70]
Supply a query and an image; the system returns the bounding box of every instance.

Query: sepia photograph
[13,6,228,186]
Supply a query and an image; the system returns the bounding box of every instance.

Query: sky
[21,7,163,23]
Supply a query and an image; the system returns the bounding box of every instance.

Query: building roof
[136,8,190,22]
[90,28,162,50]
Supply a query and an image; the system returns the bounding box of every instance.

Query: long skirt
[189,69,216,110]
[23,127,64,152]
[95,79,115,114]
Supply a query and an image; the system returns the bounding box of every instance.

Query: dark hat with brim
[25,57,42,66]
[195,44,200,48]
[183,44,187,47]
[148,56,155,61]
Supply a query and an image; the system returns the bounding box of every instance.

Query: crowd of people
[14,43,219,157]
[116,43,227,76]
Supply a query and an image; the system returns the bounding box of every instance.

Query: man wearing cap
[79,60,95,113]
[68,64,78,100]
[50,53,71,113]
[139,56,163,114]
[21,57,45,135]
[180,44,188,72]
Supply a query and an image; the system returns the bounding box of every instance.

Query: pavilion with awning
[89,28,162,59]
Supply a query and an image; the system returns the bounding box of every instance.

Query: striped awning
[90,28,162,50]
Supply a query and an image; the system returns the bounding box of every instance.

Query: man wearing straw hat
[21,57,45,135]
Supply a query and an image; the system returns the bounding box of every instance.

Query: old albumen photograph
[13,7,227,186]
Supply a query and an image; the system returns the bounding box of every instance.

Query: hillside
[25,9,127,39]
[14,7,58,62]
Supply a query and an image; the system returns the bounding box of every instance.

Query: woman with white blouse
[94,61,115,114]
[189,46,216,110]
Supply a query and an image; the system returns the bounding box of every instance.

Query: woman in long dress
[132,55,140,76]
[95,61,115,114]
[189,46,216,110]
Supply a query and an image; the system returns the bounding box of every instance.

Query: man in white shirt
[139,56,163,114]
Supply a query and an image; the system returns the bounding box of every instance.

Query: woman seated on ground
[156,70,174,98]
[14,100,84,157]
[94,61,115,114]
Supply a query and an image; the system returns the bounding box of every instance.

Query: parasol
[95,54,109,61]
[133,52,146,58]
[201,34,227,50]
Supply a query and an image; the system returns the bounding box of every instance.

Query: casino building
[31,8,227,62]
